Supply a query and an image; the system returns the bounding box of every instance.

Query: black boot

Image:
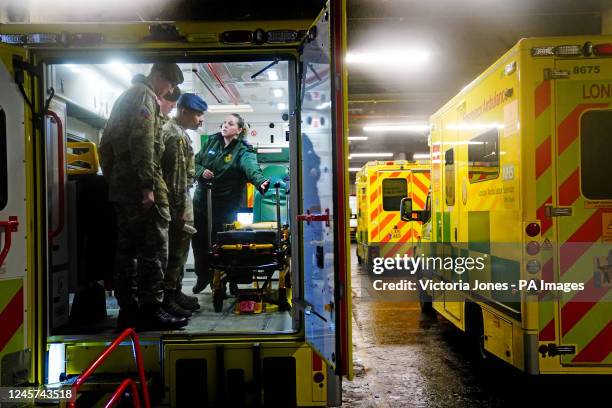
[163,291,192,318]
[138,304,188,331]
[175,290,200,311]
[192,276,210,294]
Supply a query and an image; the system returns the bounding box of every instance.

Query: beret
[178,93,208,113]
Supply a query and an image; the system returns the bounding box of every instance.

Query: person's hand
[202,169,214,180]
[260,179,270,192]
[142,189,155,208]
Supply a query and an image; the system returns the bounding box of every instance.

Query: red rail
[0,216,18,267]
[104,378,142,408]
[68,328,151,408]
[46,111,65,240]
[297,208,330,226]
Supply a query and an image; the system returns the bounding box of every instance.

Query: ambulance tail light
[531,45,583,57]
[220,30,254,44]
[526,260,541,274]
[266,30,305,43]
[525,223,540,237]
[594,43,612,56]
[554,45,583,57]
[0,34,25,45]
[526,241,540,256]
[26,33,59,45]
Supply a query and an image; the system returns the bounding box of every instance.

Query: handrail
[104,378,142,408]
[68,328,151,408]
[0,216,18,267]
[46,111,65,240]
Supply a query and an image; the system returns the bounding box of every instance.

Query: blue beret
[178,93,208,112]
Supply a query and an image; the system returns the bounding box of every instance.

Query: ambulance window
[468,128,499,183]
[445,148,455,206]
[382,178,407,211]
[0,108,6,211]
[581,110,612,199]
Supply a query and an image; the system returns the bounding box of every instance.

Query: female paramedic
[192,113,270,293]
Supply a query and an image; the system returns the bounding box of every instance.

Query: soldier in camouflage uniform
[99,63,188,331]
[161,93,207,317]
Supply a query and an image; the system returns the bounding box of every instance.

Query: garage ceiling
[4,0,607,172]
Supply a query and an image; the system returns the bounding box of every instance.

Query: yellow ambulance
[355,160,430,273]
[405,36,612,374]
[0,1,353,405]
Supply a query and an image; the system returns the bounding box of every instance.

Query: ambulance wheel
[213,289,224,313]
[466,303,487,361]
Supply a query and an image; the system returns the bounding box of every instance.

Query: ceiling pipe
[192,69,222,103]
[206,62,240,105]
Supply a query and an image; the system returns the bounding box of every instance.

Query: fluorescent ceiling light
[277,103,287,110]
[346,49,430,66]
[106,61,133,86]
[272,88,283,97]
[267,70,279,80]
[413,153,430,160]
[348,136,368,141]
[363,123,430,132]
[349,168,361,172]
[348,153,393,159]
[207,104,254,113]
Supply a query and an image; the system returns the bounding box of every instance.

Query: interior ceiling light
[349,168,362,172]
[347,136,368,141]
[412,153,430,160]
[207,104,254,113]
[267,70,279,80]
[363,123,430,132]
[277,103,287,110]
[272,88,283,97]
[346,49,430,66]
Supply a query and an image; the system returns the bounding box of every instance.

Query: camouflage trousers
[113,202,170,309]
[164,219,194,291]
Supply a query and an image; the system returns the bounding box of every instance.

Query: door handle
[0,216,19,267]
[297,208,330,226]
[46,111,65,241]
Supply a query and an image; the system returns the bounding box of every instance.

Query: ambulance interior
[44,60,300,336]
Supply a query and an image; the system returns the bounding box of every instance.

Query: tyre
[418,288,434,314]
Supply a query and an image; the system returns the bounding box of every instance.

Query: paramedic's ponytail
[230,113,247,139]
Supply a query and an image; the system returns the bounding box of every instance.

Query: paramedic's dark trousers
[192,199,238,287]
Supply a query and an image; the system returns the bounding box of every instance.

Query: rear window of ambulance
[382,178,407,211]
[580,110,612,200]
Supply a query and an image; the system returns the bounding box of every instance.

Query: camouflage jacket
[161,118,195,223]
[99,79,169,208]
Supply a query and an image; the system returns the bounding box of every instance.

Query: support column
[603,7,612,34]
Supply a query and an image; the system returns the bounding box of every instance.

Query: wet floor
[342,245,611,407]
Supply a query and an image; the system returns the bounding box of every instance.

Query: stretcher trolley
[208,182,291,313]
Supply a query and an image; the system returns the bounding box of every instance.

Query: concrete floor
[342,245,611,407]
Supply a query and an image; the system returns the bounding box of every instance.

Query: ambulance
[355,160,430,273]
[405,36,612,374]
[0,1,353,406]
